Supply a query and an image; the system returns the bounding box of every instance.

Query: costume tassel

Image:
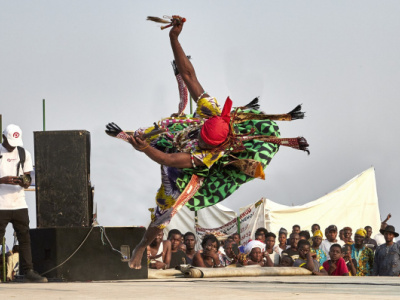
[233,104,306,123]
[105,122,131,142]
[288,104,305,120]
[297,137,310,155]
[146,16,171,24]
[147,15,186,30]
[105,122,123,137]
[244,97,260,110]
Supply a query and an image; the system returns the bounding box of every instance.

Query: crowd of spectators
[148,213,400,276]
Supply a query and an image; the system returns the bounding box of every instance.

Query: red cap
[200,97,232,146]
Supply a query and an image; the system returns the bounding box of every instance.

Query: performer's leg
[129,225,162,269]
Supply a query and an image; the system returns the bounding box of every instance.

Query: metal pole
[42,99,46,131]
[190,96,193,115]
[2,237,6,282]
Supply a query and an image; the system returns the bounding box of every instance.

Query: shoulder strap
[16,146,26,176]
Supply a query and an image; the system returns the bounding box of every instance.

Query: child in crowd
[294,240,327,275]
[323,244,349,276]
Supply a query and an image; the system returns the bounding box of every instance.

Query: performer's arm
[127,135,204,168]
[169,21,208,102]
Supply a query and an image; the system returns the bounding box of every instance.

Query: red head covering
[200,97,232,146]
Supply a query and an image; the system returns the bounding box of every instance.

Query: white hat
[244,240,266,254]
[3,124,23,147]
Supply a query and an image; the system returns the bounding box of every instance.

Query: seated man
[311,224,320,236]
[374,214,396,246]
[351,228,374,276]
[183,231,196,265]
[343,227,354,245]
[323,244,349,276]
[148,232,171,269]
[192,234,221,268]
[219,240,238,266]
[168,229,187,268]
[273,228,289,256]
[279,256,294,267]
[293,240,327,275]
[320,225,344,260]
[6,245,19,281]
[363,226,377,251]
[292,225,301,235]
[231,233,240,246]
[265,232,280,266]
[373,225,400,276]
[310,230,327,265]
[282,233,300,262]
[299,230,311,241]
[254,227,268,244]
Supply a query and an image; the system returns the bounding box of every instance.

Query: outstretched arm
[169,20,208,102]
[127,134,204,168]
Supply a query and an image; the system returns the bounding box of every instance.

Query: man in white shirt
[320,225,344,260]
[0,124,47,283]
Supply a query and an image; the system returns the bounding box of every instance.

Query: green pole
[42,99,46,131]
[237,217,241,244]
[190,96,193,115]
[2,237,5,282]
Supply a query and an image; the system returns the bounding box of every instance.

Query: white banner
[195,217,238,247]
[239,199,265,247]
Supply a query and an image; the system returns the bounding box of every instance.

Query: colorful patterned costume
[351,244,374,276]
[107,65,308,229]
[311,247,327,265]
[138,96,286,227]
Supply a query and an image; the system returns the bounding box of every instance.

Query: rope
[40,226,128,276]
[40,226,94,276]
[99,227,127,259]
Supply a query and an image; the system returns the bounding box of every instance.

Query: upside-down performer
[106,16,309,269]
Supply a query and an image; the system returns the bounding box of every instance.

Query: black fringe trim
[289,104,305,120]
[105,122,122,137]
[244,97,260,110]
[298,137,310,155]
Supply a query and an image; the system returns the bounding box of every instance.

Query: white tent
[239,167,381,245]
[164,167,380,247]
[164,203,237,238]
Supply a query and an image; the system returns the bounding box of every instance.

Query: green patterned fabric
[177,115,280,211]
[146,109,280,213]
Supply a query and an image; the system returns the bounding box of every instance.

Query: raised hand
[169,16,184,40]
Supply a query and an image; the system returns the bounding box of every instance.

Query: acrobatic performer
[106,16,309,269]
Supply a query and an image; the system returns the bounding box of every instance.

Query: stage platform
[1,276,399,299]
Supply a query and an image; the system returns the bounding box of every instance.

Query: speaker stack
[31,131,147,281]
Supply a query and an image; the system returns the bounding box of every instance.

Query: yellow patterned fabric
[355,228,367,237]
[195,97,221,118]
[192,148,225,168]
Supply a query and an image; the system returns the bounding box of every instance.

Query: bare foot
[128,246,145,269]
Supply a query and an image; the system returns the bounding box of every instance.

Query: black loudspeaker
[34,130,93,227]
[30,227,147,281]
